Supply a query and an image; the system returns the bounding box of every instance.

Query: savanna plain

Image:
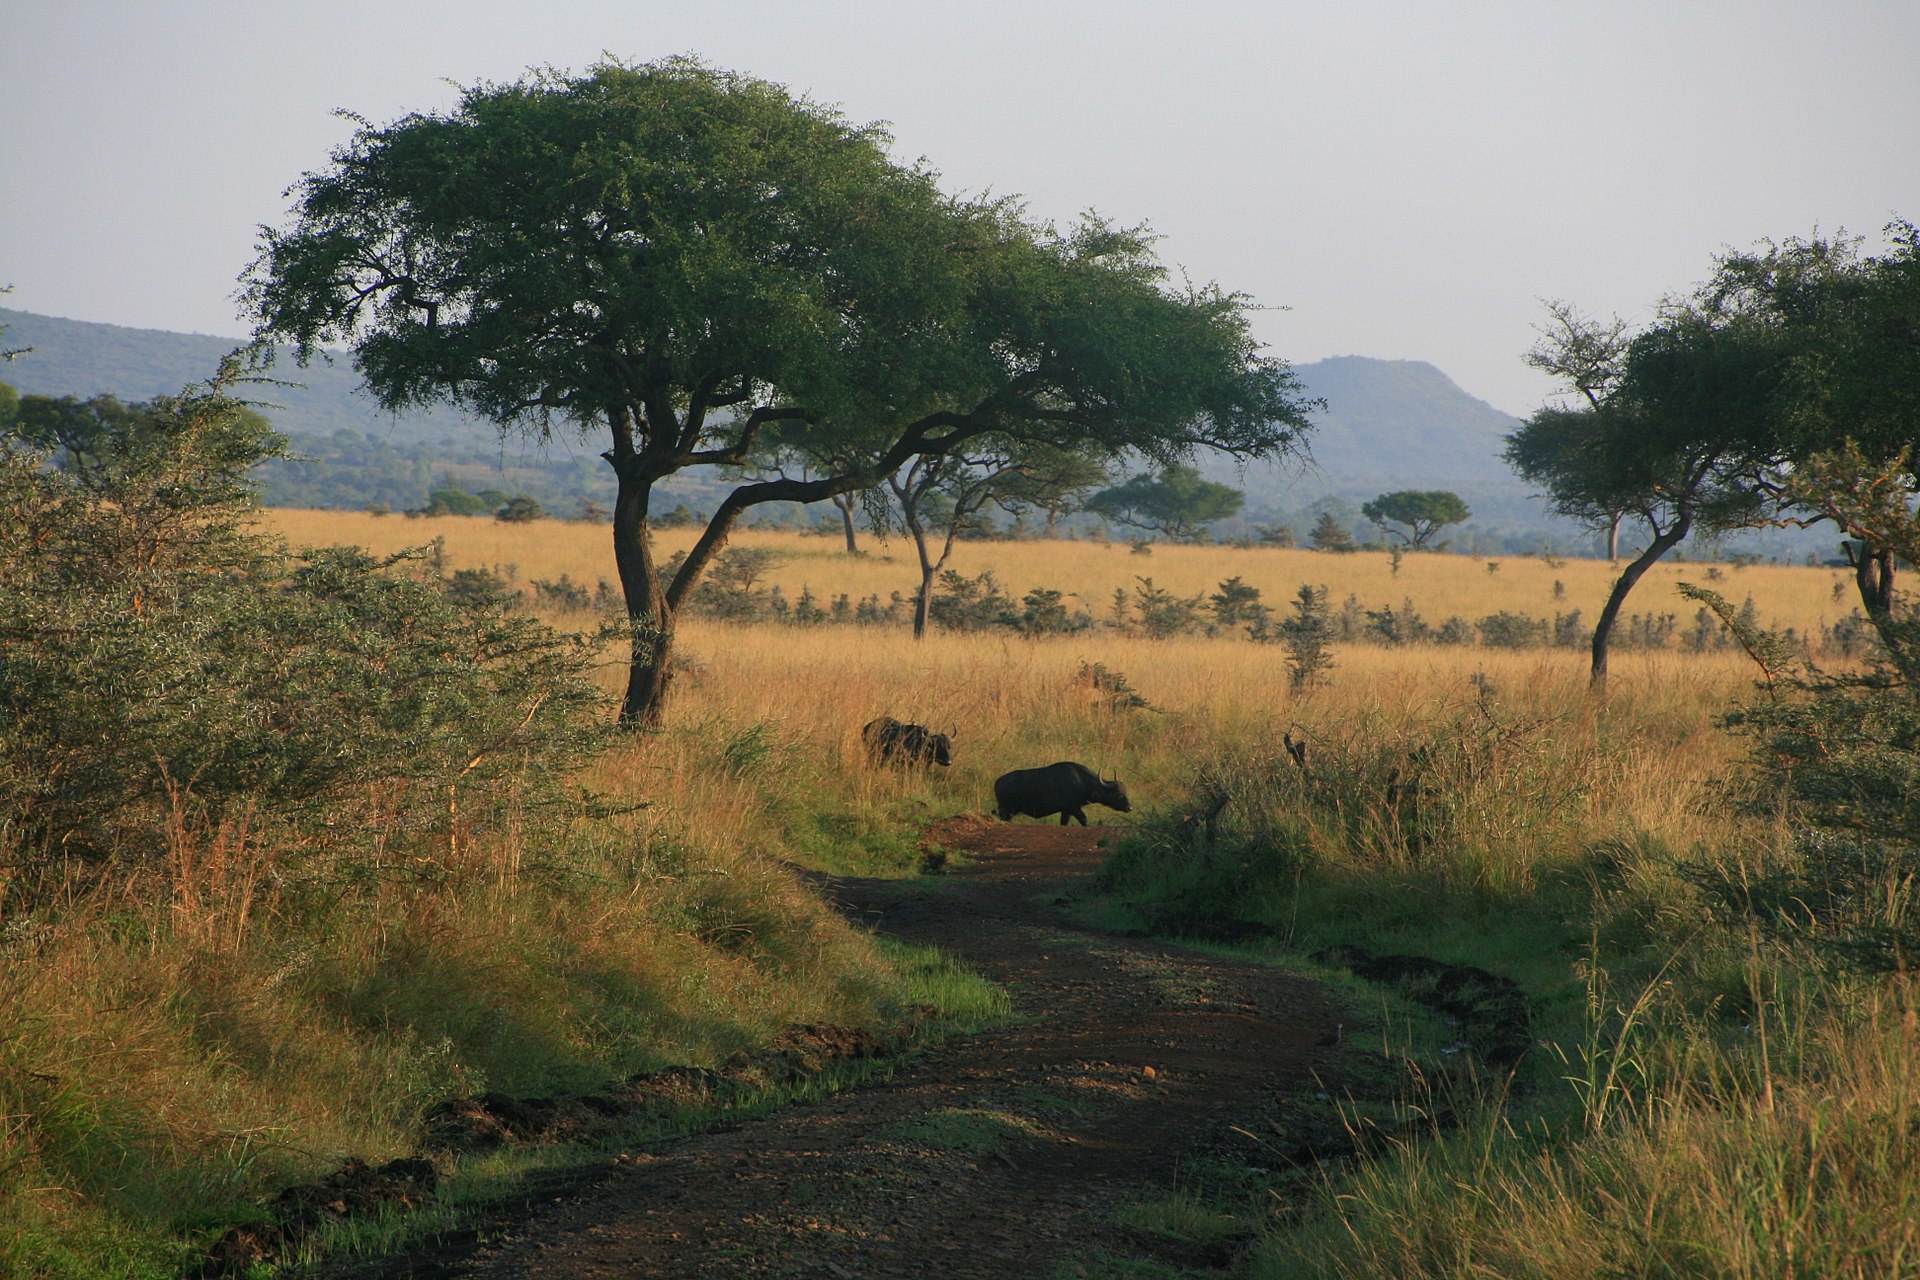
[7,507,1916,1279]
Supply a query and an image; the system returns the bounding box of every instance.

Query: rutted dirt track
[443,816,1346,1278]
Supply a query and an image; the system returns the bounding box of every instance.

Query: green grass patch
[880,1106,1051,1153]
[1115,1189,1250,1245]
[784,805,931,876]
[875,937,1014,1031]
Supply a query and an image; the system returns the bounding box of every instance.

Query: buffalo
[862,716,954,768]
[993,761,1131,826]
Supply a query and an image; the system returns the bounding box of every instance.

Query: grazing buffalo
[862,716,954,768]
[993,761,1131,826]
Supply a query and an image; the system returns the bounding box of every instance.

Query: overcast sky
[3,0,1916,416]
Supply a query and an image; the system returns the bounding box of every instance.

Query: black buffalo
[862,716,954,768]
[993,761,1131,826]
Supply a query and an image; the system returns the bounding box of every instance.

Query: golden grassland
[347,506,1906,1277]
[8,509,1910,1277]
[260,508,1866,642]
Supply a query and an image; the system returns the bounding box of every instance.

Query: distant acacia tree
[244,59,1316,726]
[1361,489,1470,549]
[1086,464,1245,541]
[889,441,1107,638]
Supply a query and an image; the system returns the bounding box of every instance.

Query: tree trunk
[610,459,675,728]
[832,491,860,554]
[1606,512,1621,561]
[908,512,938,640]
[1850,541,1920,688]
[913,572,935,639]
[1589,516,1690,691]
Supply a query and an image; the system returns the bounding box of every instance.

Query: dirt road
[442,816,1346,1278]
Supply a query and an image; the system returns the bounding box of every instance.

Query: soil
[383,815,1354,1279]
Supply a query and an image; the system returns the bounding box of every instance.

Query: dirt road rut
[448,816,1344,1278]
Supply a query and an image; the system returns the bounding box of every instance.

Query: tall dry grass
[259,510,1865,643]
[14,509,1896,1275]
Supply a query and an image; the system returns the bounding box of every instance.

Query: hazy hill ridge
[1,307,1586,549]
[0,307,486,443]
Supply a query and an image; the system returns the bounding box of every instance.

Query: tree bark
[1589,514,1690,691]
[832,491,860,554]
[1849,541,1920,689]
[901,489,939,640]
[610,457,675,728]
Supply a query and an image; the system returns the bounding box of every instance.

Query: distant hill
[0,307,1814,559]
[1206,355,1566,552]
[0,307,491,444]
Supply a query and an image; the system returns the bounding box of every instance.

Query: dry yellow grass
[256,508,1782,882]
[234,508,1915,1280]
[257,507,1776,856]
[260,509,1863,641]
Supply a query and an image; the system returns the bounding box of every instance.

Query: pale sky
[4,0,1916,416]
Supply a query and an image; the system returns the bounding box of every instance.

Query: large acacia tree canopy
[1504,305,1789,532]
[244,57,1314,483]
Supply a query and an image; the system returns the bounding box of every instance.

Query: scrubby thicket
[0,382,992,1277]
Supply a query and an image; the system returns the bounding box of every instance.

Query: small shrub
[1477,611,1548,649]
[1553,608,1586,649]
[1280,585,1336,687]
[1210,576,1264,627]
[446,566,517,608]
[1077,661,1152,712]
[1132,576,1205,638]
[928,569,1016,632]
[1366,599,1430,646]
[1018,587,1087,636]
[531,574,596,611]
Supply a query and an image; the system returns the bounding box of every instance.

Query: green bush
[0,369,607,886]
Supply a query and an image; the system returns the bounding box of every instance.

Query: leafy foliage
[1506,273,1796,685]
[245,56,1316,724]
[1278,585,1336,687]
[0,369,606,883]
[1085,464,1246,540]
[1362,489,1471,549]
[1307,511,1356,552]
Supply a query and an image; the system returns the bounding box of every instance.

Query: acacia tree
[887,442,1107,638]
[1506,299,1788,689]
[1524,301,1631,558]
[1085,463,1246,541]
[1707,225,1920,663]
[1361,489,1470,549]
[245,59,1314,726]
